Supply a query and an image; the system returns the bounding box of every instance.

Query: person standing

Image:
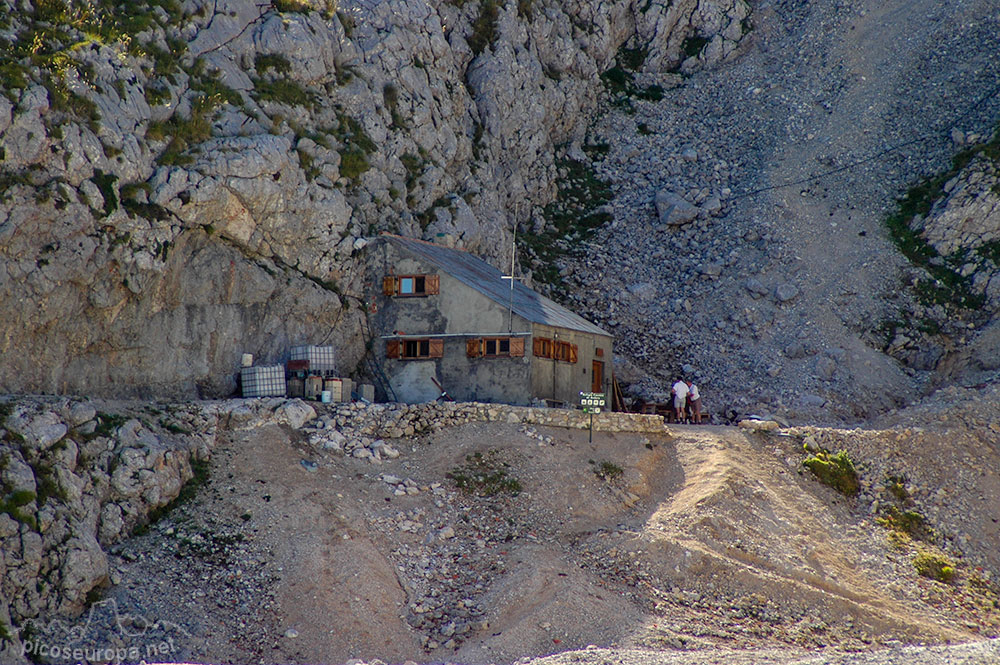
[686,380,702,424]
[671,378,689,423]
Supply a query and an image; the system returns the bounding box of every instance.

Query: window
[386,338,443,359]
[467,337,524,358]
[532,337,577,363]
[405,339,430,358]
[383,274,439,297]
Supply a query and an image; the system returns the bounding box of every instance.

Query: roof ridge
[380,232,476,256]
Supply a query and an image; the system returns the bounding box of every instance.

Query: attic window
[383,274,439,297]
[467,337,525,358]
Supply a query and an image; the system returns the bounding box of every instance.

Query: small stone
[774,283,800,303]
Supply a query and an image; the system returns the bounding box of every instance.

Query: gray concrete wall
[368,241,533,404]
[529,323,614,406]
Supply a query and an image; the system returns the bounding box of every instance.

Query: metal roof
[381,235,611,337]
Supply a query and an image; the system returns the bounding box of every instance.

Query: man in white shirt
[671,378,689,423]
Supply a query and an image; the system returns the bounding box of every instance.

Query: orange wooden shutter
[386,339,400,358]
[425,274,440,295]
[466,338,482,357]
[509,338,524,357]
[382,276,396,296]
[569,344,578,364]
[429,339,444,358]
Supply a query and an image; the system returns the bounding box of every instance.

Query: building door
[592,360,604,393]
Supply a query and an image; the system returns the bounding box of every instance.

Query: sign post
[579,392,606,443]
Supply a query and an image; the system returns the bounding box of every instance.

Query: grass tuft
[913,550,956,583]
[447,450,522,497]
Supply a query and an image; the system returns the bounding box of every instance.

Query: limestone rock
[774,283,800,303]
[655,190,699,226]
[275,400,318,430]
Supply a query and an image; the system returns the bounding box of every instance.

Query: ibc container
[290,345,336,371]
[242,365,286,398]
[339,378,353,402]
[287,377,305,398]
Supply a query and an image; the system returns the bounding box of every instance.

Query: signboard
[580,392,606,414]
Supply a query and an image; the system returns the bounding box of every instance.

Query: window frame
[387,337,444,360]
[467,337,524,358]
[533,336,577,363]
[383,274,439,297]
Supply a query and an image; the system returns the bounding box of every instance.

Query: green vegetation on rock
[468,0,498,56]
[802,449,859,496]
[913,550,956,583]
[519,155,613,290]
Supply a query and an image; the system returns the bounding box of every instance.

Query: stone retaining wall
[302,400,666,462]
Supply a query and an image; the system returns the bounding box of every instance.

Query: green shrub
[877,505,934,541]
[913,551,955,583]
[255,53,291,75]
[337,10,355,38]
[468,0,498,56]
[338,148,370,181]
[447,450,521,497]
[682,34,709,58]
[802,450,859,496]
[592,460,623,481]
[83,412,128,440]
[89,169,119,217]
[253,77,314,109]
[272,0,310,12]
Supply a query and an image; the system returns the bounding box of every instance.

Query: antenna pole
[508,206,517,333]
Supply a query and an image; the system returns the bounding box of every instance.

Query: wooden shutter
[509,338,524,357]
[425,274,440,295]
[429,339,444,358]
[382,276,396,296]
[569,344,578,364]
[386,339,400,358]
[466,338,482,357]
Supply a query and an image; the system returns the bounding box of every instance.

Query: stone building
[365,235,613,405]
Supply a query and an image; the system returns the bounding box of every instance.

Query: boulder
[275,400,318,430]
[655,190,699,226]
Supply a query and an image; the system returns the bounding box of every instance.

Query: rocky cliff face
[0,395,324,663]
[881,142,1000,384]
[0,397,214,662]
[0,0,750,398]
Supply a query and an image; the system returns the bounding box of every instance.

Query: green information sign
[580,392,606,413]
[580,392,606,442]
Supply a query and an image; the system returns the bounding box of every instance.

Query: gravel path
[567,0,1000,424]
[522,639,1000,665]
